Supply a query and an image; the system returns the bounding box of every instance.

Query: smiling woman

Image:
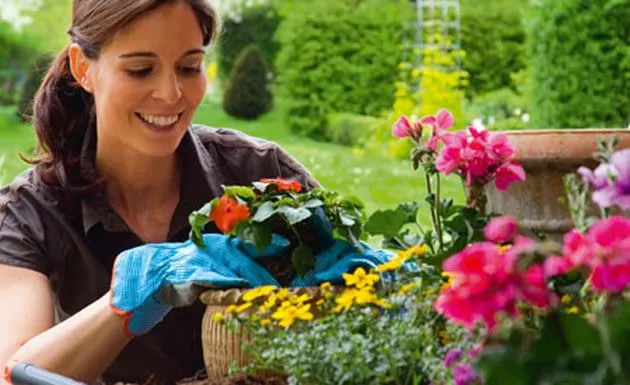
[0,1,320,385]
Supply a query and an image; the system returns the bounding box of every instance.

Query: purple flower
[578,163,611,190]
[452,363,478,385]
[591,149,630,210]
[443,349,463,367]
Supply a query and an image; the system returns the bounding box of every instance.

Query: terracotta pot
[484,129,630,240]
[199,286,329,381]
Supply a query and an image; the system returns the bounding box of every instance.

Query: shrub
[325,113,383,147]
[275,0,413,139]
[364,41,469,160]
[525,0,630,129]
[460,2,527,97]
[17,53,54,122]
[217,3,281,81]
[222,44,274,120]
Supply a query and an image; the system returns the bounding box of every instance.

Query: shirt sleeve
[0,183,51,276]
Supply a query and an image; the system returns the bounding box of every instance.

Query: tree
[222,44,274,120]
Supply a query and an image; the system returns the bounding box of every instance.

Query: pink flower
[484,215,518,243]
[422,108,454,150]
[557,216,630,293]
[392,115,414,138]
[519,264,553,308]
[543,255,574,278]
[494,162,526,191]
[435,242,553,331]
[435,126,526,191]
[488,132,515,160]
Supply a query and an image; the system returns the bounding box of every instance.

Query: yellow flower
[333,288,359,313]
[271,304,314,328]
[355,288,378,305]
[320,282,332,291]
[234,302,253,313]
[276,288,290,300]
[342,267,380,289]
[566,306,580,314]
[398,245,428,260]
[561,295,572,305]
[316,299,325,306]
[397,283,416,295]
[243,285,277,302]
[376,258,404,272]
[260,319,272,326]
[226,305,237,314]
[212,313,224,323]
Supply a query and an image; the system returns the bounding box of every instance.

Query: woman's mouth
[136,112,183,132]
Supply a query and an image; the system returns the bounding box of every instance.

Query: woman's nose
[153,72,182,104]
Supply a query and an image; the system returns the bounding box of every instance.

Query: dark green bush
[222,44,274,120]
[275,0,413,139]
[325,113,383,147]
[217,4,281,81]
[460,3,527,97]
[525,0,630,128]
[17,53,54,122]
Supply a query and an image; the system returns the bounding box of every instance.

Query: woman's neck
[95,143,181,216]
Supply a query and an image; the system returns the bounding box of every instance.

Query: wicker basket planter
[199,286,331,381]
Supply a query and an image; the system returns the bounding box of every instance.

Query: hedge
[525,0,630,128]
[275,0,413,139]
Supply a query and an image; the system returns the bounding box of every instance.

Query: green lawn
[0,99,465,219]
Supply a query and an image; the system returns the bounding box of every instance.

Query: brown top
[0,124,318,385]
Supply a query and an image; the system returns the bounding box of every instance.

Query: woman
[0,1,320,384]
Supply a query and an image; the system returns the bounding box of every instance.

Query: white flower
[521,113,530,123]
[488,116,496,125]
[513,108,522,116]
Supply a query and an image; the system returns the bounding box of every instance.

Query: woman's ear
[68,43,93,93]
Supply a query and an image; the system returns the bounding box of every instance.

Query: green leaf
[277,205,312,225]
[188,202,212,248]
[364,203,418,238]
[476,345,531,385]
[339,212,355,226]
[236,222,273,253]
[303,198,324,209]
[252,181,270,193]
[292,244,315,277]
[223,185,256,199]
[252,201,277,222]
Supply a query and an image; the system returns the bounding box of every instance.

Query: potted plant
[187,177,367,380]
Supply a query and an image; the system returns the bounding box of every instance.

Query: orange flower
[260,178,302,193]
[209,196,251,233]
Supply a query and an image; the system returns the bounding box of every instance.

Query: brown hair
[29,0,219,202]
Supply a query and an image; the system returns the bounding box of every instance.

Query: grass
[0,99,465,219]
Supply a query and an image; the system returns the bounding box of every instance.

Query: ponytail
[28,46,104,202]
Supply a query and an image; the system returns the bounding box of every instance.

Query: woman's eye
[179,66,202,75]
[126,68,153,78]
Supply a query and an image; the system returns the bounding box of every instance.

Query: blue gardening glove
[290,240,395,287]
[110,234,288,336]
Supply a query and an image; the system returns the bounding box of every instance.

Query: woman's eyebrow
[118,48,206,59]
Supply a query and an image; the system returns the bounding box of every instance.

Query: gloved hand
[290,240,396,287]
[110,233,288,336]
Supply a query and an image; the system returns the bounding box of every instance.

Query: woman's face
[81,2,207,159]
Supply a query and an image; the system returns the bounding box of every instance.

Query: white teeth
[139,113,180,127]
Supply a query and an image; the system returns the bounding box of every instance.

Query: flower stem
[435,173,444,250]
[424,171,443,251]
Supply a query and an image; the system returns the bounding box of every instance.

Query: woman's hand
[109,233,289,335]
